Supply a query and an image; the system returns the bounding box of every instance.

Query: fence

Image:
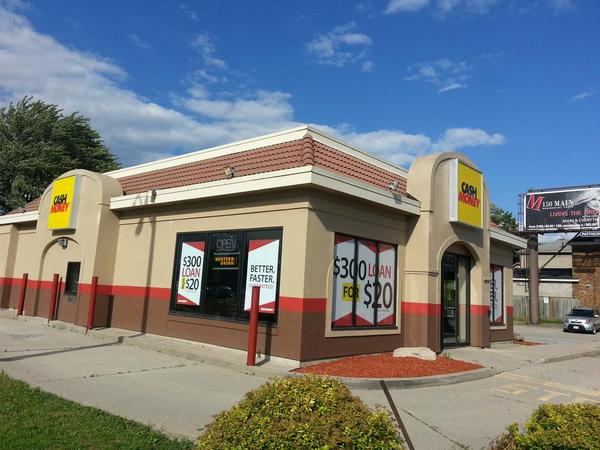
[513,295,581,322]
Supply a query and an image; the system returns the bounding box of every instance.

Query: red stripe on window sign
[279,297,326,313]
[332,312,354,326]
[401,302,441,316]
[377,314,396,326]
[335,234,353,245]
[248,239,274,251]
[186,241,205,252]
[359,239,377,253]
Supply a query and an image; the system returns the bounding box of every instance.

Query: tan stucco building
[0,126,525,362]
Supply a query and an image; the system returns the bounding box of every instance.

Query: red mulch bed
[293,352,483,378]
[513,339,544,346]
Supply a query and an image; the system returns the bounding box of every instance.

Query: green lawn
[0,372,194,450]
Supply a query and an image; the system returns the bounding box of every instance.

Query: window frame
[489,264,504,325]
[64,261,81,296]
[331,233,398,331]
[168,227,283,325]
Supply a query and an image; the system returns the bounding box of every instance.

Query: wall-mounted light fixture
[57,238,68,249]
[147,189,157,202]
[224,166,236,179]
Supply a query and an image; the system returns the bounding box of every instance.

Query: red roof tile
[6,136,407,215]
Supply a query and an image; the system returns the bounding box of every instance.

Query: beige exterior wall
[404,153,491,351]
[0,150,524,359]
[112,191,311,296]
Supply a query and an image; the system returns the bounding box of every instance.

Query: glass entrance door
[441,252,470,348]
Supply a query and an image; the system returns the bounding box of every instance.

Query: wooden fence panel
[513,295,580,322]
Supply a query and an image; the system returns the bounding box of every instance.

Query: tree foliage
[0,96,120,214]
[490,203,518,232]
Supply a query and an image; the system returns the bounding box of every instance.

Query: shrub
[490,403,600,450]
[196,375,404,449]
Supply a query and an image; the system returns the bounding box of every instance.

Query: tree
[490,203,519,232]
[0,97,120,214]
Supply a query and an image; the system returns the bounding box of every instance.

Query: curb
[539,348,600,365]
[331,367,499,390]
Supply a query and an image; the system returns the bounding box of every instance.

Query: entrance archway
[38,238,83,325]
[441,250,471,348]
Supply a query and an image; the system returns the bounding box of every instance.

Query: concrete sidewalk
[2,310,599,446]
[3,308,599,386]
[443,324,600,373]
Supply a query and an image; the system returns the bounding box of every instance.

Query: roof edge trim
[490,228,527,248]
[110,165,420,215]
[0,211,39,226]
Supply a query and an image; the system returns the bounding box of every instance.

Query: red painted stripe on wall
[0,277,23,286]
[78,283,171,300]
[470,305,490,316]
[0,277,55,290]
[401,302,441,316]
[279,297,326,313]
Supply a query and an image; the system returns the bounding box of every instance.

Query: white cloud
[386,0,575,15]
[178,3,198,21]
[437,0,499,14]
[361,60,375,73]
[385,0,430,14]
[571,90,598,101]
[191,33,226,69]
[405,58,470,92]
[315,125,505,166]
[436,128,505,149]
[0,7,505,169]
[128,33,149,49]
[549,0,575,11]
[306,23,373,70]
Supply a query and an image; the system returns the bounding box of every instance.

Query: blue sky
[0,0,598,217]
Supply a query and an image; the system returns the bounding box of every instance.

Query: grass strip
[0,371,193,450]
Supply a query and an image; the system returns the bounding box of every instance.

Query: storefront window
[170,228,282,323]
[332,234,397,329]
[490,265,504,325]
[64,261,81,295]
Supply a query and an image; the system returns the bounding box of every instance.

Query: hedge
[196,375,404,449]
[490,403,600,450]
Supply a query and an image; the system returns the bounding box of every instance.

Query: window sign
[355,239,376,326]
[376,243,396,326]
[176,241,205,306]
[244,239,280,314]
[490,265,504,324]
[332,234,397,329]
[332,235,356,327]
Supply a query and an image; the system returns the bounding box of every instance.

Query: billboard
[523,187,600,232]
[48,175,80,230]
[449,159,483,229]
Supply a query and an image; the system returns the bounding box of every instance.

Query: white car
[563,308,600,334]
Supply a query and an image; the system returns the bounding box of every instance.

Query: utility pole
[528,233,540,325]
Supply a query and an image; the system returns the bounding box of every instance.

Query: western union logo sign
[48,175,79,230]
[449,159,483,229]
